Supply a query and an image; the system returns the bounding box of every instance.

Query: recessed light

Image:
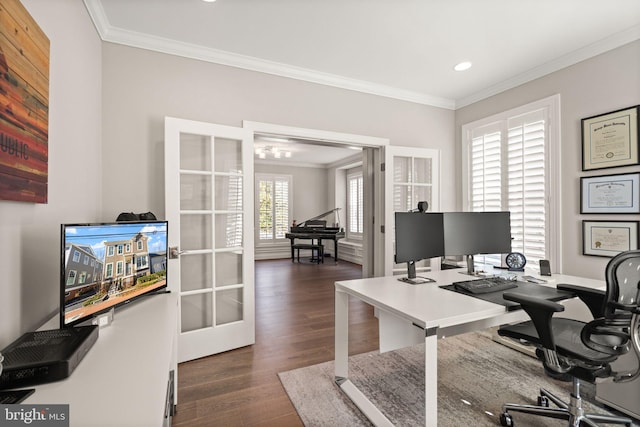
[454,61,472,71]
[202,0,216,2]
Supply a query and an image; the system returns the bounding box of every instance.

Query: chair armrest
[503,292,565,351]
[557,284,605,318]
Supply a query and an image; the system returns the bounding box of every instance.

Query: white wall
[0,0,102,348]
[100,43,457,221]
[455,40,640,279]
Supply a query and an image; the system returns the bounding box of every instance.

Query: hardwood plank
[173,259,379,426]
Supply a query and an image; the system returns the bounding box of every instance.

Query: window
[255,174,292,242]
[136,255,149,269]
[105,263,113,278]
[67,270,77,286]
[462,95,560,269]
[116,261,124,275]
[347,171,363,239]
[72,250,81,263]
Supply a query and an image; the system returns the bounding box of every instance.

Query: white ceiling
[83,0,640,164]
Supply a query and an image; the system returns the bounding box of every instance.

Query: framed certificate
[581,105,639,171]
[583,220,639,257]
[580,172,640,214]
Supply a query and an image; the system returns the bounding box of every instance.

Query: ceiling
[83,0,640,164]
[253,135,362,167]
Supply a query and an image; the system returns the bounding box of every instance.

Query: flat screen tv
[394,212,445,284]
[60,221,168,327]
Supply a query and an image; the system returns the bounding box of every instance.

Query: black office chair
[497,250,640,427]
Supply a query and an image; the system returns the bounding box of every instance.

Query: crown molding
[83,0,455,110]
[84,0,639,111]
[455,24,640,109]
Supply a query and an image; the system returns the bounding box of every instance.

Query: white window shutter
[467,110,547,267]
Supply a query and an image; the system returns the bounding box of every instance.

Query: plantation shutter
[256,174,291,242]
[348,173,363,236]
[507,111,546,264]
[470,127,502,212]
[468,110,547,266]
[274,179,289,239]
[258,179,273,240]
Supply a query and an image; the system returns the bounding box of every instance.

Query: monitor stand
[458,254,484,277]
[398,261,436,285]
[91,307,115,329]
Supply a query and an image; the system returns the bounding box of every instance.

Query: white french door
[384,146,441,276]
[165,117,255,363]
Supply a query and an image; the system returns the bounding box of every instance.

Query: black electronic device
[505,252,526,271]
[442,211,512,275]
[539,259,551,276]
[453,277,518,294]
[61,221,168,327]
[0,388,35,404]
[394,212,445,284]
[0,326,98,390]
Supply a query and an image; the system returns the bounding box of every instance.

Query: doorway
[244,121,389,277]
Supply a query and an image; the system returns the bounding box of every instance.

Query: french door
[384,146,441,276]
[165,117,255,363]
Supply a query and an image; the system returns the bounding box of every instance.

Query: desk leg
[335,289,394,426]
[425,329,438,426]
[335,289,349,379]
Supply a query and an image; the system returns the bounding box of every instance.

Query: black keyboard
[454,277,518,294]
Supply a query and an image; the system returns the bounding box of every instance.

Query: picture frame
[580,172,640,214]
[583,220,639,257]
[581,105,639,171]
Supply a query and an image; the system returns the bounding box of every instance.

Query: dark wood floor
[172,258,379,426]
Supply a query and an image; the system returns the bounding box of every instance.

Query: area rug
[279,331,627,426]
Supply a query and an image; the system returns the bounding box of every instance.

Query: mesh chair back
[604,250,640,318]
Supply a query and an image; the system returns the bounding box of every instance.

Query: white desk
[334,268,604,426]
[25,293,178,427]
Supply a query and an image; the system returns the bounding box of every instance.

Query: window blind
[348,174,363,236]
[257,174,291,242]
[468,110,547,266]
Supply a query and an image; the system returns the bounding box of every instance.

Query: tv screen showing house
[60,221,168,327]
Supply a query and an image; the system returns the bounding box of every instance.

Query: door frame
[243,121,389,276]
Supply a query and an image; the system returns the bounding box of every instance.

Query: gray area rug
[279,331,631,426]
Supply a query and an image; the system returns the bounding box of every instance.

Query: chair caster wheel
[500,413,514,426]
[537,395,549,407]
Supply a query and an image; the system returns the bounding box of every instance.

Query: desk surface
[335,268,605,331]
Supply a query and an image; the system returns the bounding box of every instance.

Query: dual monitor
[394,211,512,281]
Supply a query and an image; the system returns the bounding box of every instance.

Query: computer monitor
[394,212,445,283]
[442,211,512,275]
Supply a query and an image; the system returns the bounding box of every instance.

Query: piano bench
[292,243,324,264]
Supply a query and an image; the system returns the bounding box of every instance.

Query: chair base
[500,379,632,427]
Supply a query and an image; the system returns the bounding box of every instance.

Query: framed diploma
[583,220,639,257]
[581,105,639,171]
[580,172,640,214]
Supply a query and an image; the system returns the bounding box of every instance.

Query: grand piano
[285,208,345,263]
